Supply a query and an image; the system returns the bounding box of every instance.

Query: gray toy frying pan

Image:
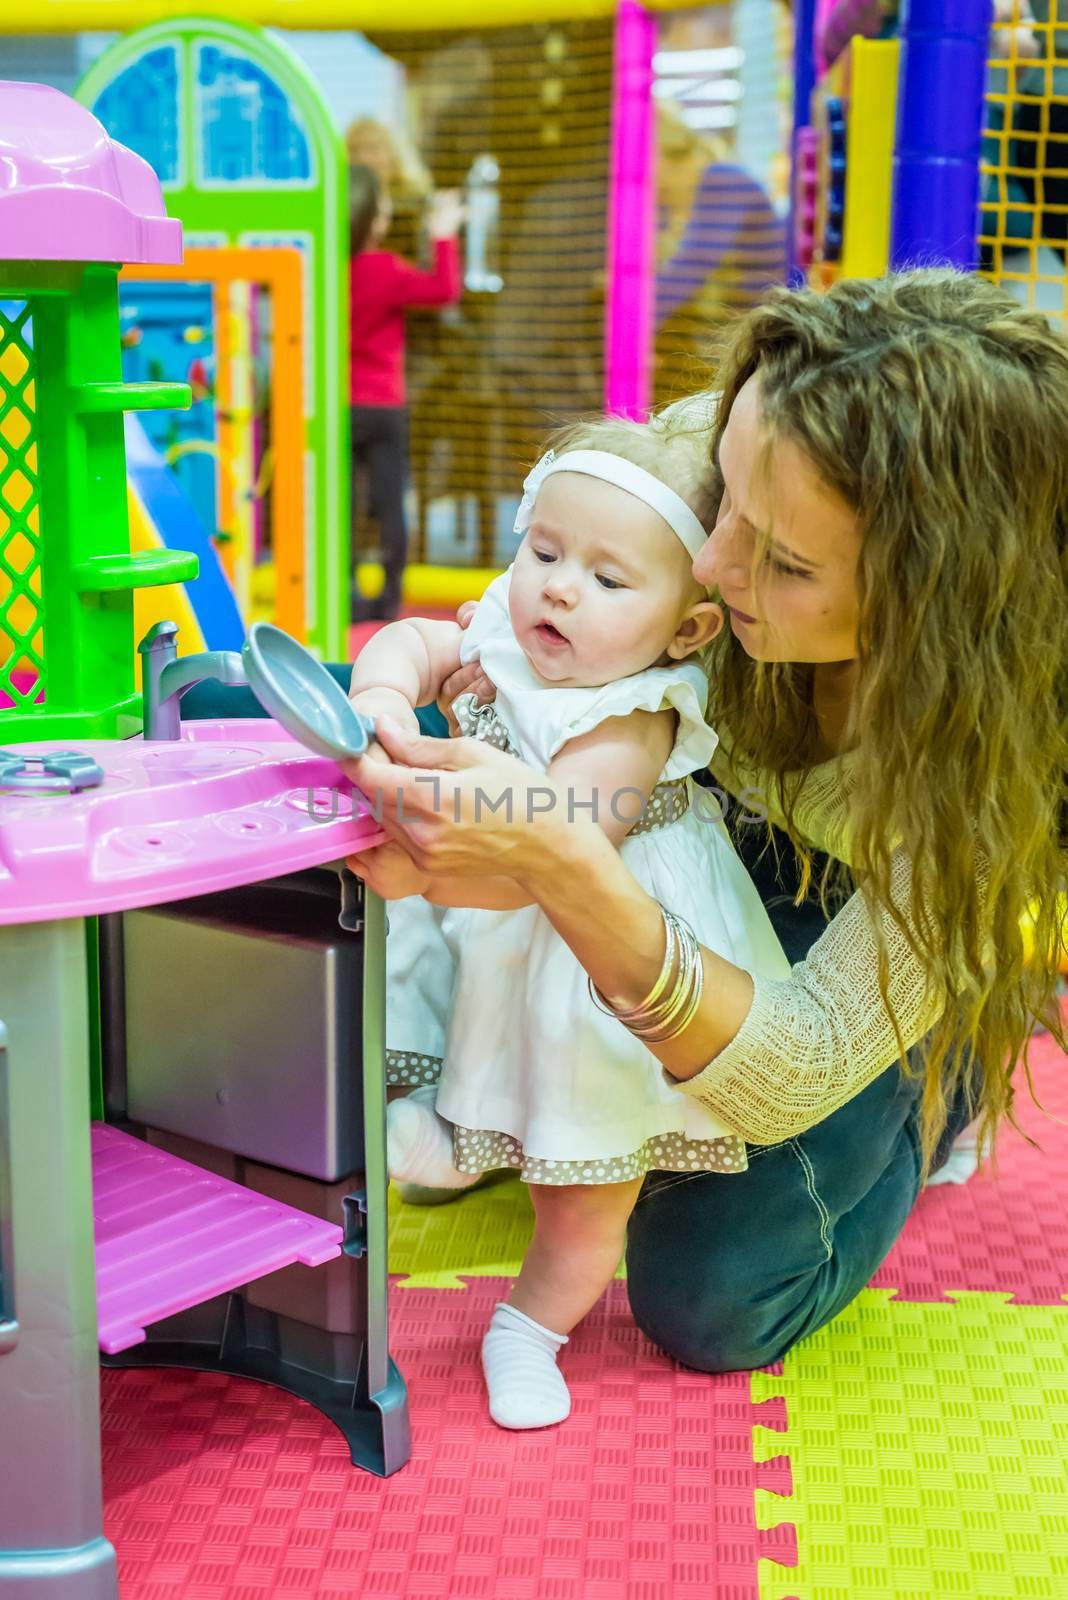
[242,622,377,761]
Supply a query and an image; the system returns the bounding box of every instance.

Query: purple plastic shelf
[91,1123,343,1355]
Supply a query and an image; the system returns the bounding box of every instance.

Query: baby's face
[508,472,718,687]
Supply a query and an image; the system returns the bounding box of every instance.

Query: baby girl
[348,413,789,1430]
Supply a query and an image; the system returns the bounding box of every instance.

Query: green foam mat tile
[388,1173,627,1288]
[752,1290,1068,1600]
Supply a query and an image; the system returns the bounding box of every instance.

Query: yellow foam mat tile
[752,1290,1068,1600]
[387,1175,627,1288]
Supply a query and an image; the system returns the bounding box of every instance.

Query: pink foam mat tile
[103,1278,793,1599]
[874,1018,1068,1304]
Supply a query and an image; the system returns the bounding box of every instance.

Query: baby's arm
[418,707,677,910]
[548,709,676,846]
[349,618,464,731]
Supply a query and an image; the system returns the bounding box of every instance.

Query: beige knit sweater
[670,743,942,1150]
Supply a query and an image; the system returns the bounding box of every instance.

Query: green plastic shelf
[72,551,199,593]
[70,380,192,415]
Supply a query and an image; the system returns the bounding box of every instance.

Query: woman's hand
[341,714,573,883]
[437,599,497,734]
[346,840,532,910]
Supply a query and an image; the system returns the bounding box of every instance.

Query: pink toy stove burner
[0,720,385,925]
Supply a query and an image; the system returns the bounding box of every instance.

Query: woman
[344,271,1067,1373]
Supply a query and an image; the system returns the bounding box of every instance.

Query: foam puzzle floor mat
[754,1290,1068,1600]
[100,1017,1067,1597]
[101,1283,794,1599]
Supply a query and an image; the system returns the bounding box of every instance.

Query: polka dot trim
[629,776,690,835]
[386,1048,443,1086]
[451,1124,746,1184]
[454,697,520,754]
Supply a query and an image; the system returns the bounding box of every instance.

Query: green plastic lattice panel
[0,303,45,709]
[753,1290,1068,1600]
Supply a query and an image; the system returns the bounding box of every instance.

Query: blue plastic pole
[889,0,993,269]
[788,0,819,285]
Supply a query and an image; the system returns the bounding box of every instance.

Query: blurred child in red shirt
[348,163,463,621]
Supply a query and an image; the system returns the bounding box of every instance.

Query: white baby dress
[384,568,791,1181]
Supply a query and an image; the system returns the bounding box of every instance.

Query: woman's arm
[344,717,753,1062]
[344,721,946,1143]
[523,817,759,1076]
[363,708,677,913]
[533,829,945,1143]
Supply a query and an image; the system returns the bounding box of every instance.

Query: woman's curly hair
[700,270,1067,1170]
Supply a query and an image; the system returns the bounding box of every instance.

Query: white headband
[513,448,709,561]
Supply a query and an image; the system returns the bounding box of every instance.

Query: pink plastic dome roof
[0,81,182,265]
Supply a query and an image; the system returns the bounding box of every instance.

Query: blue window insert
[195,46,312,185]
[93,46,181,188]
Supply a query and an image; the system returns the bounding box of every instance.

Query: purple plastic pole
[788,0,819,285]
[813,0,837,72]
[889,0,993,270]
[604,0,655,418]
[821,0,885,68]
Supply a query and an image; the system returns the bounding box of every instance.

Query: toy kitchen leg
[0,920,119,1600]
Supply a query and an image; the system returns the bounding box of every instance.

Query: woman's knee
[625,1212,807,1373]
[626,1259,801,1373]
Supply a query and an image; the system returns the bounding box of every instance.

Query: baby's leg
[482,1177,643,1430]
[386,1086,483,1190]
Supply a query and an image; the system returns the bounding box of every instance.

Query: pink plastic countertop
[0,721,386,926]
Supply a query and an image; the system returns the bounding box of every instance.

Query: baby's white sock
[386,1086,483,1190]
[481,1301,571,1430]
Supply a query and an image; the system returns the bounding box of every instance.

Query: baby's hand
[438,600,497,735]
[346,841,432,900]
[350,687,420,761]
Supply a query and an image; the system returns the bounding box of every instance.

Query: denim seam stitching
[746,1142,786,1163]
[635,1172,703,1206]
[790,1138,833,1261]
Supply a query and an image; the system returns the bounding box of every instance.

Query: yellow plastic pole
[840,40,900,280]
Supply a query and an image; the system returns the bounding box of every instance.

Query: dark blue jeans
[625,814,966,1373]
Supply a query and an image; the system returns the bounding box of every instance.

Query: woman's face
[693,376,862,664]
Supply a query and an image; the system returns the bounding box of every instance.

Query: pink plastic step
[91,1123,344,1355]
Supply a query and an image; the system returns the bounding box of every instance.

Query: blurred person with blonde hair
[654,101,786,404]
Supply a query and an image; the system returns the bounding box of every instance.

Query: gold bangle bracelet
[626,921,700,1039]
[589,907,704,1042]
[588,903,677,1021]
